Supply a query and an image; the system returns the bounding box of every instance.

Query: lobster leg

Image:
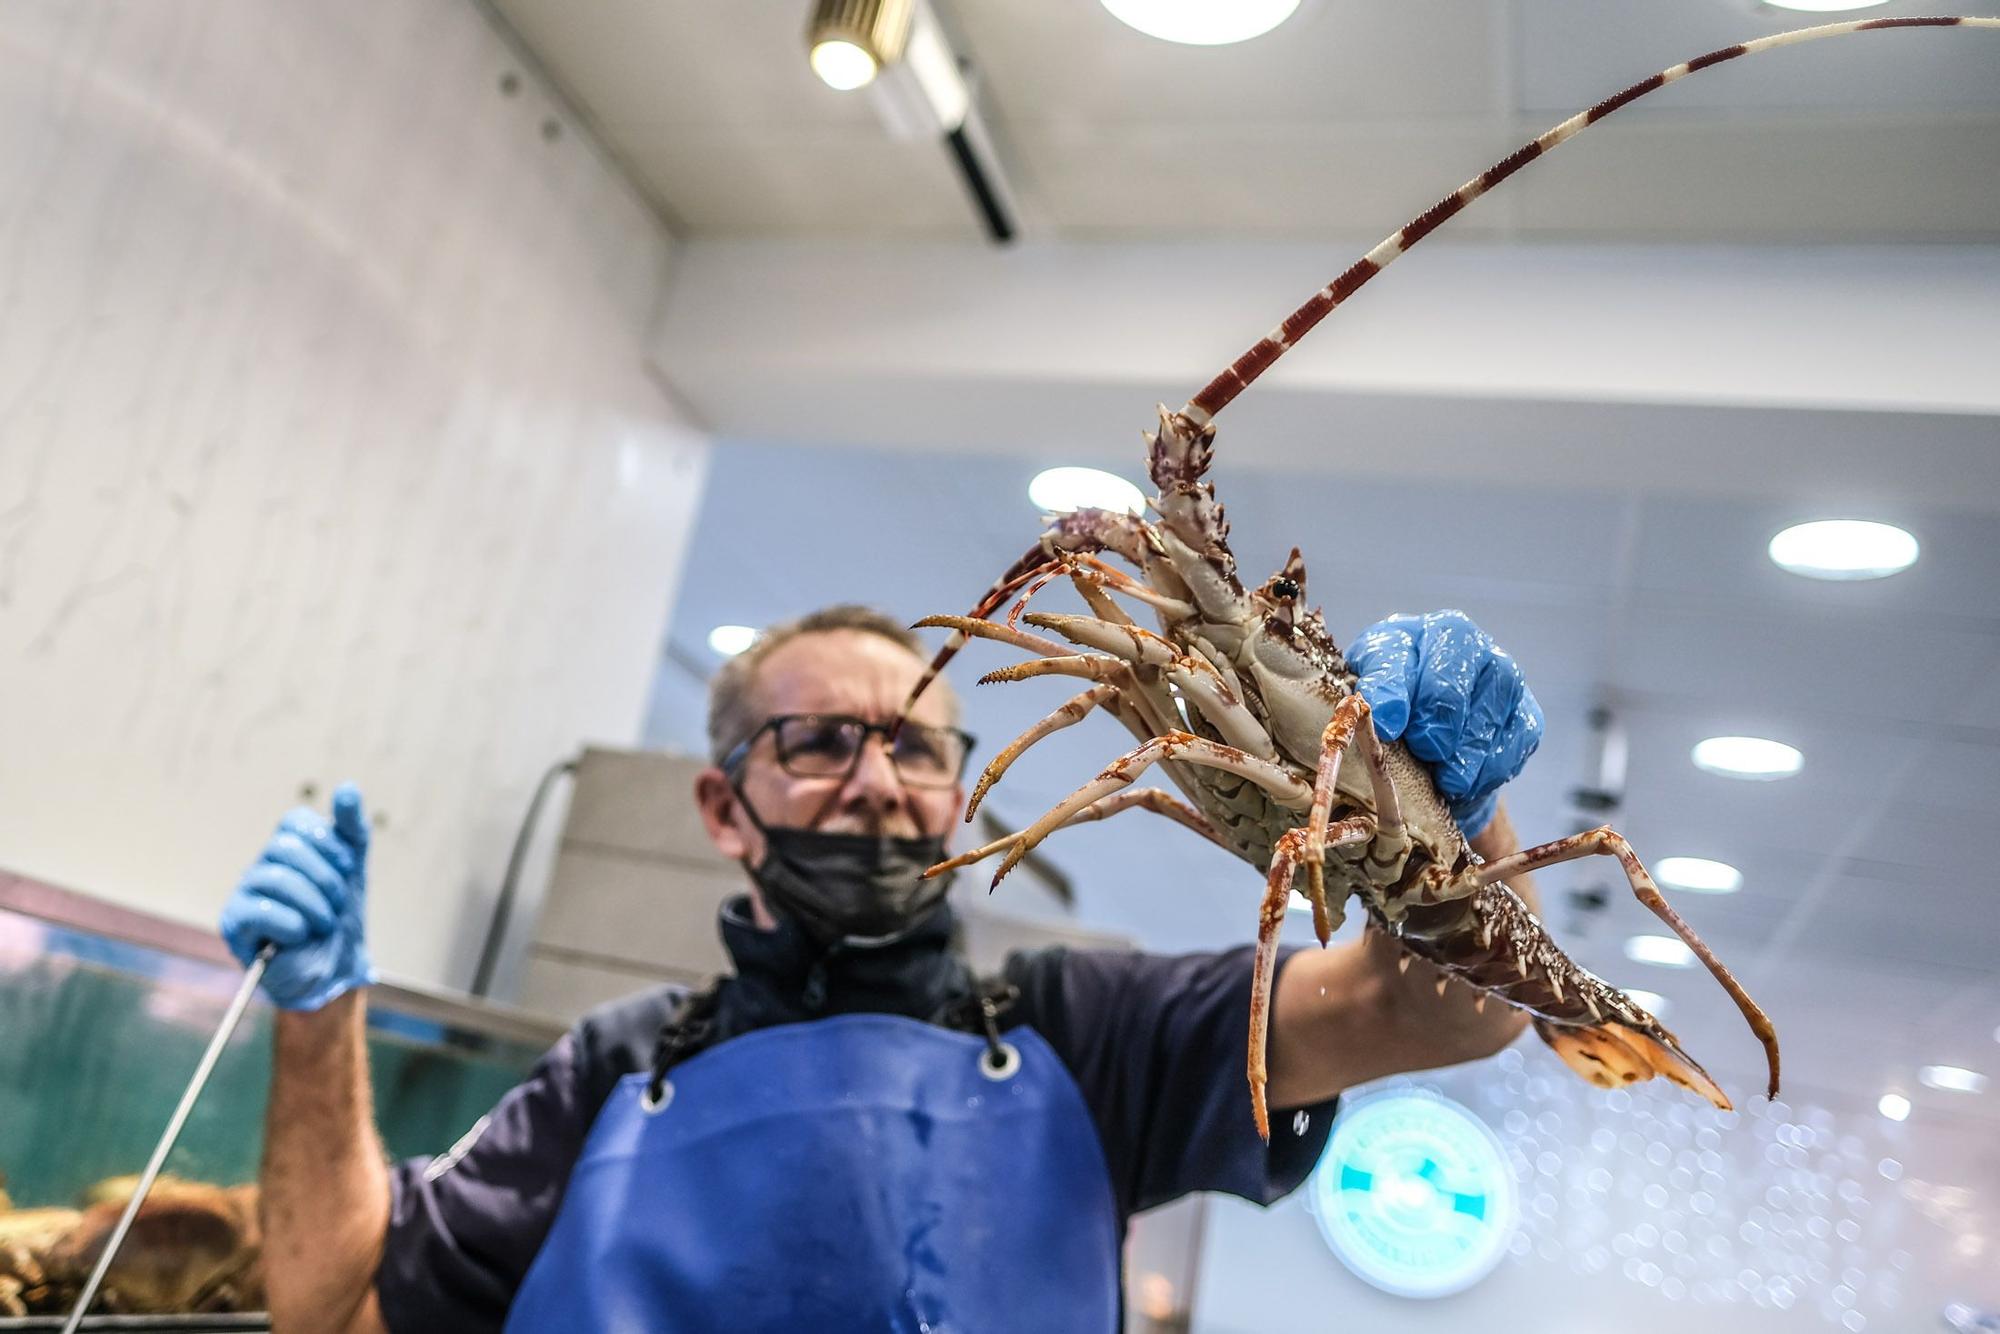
[1023,612,1277,760]
[901,508,1194,724]
[1047,568,1216,803]
[913,614,1074,662]
[1302,695,1411,943]
[988,731,1312,888]
[964,683,1120,821]
[1250,819,1376,1141]
[925,787,1229,879]
[1476,826,1781,1098]
[1008,555,1194,629]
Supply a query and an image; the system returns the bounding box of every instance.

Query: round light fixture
[1624,934,1697,969]
[1692,736,1803,781]
[707,624,758,657]
[1761,0,1888,11]
[1308,1090,1518,1298]
[1100,0,1302,46]
[1656,857,1744,896]
[1029,466,1147,516]
[1622,988,1671,1021]
[1918,1065,1989,1094]
[806,0,912,91]
[1877,1092,1911,1122]
[1768,520,1918,581]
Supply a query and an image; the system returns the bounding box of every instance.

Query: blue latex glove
[219,782,377,1010]
[1348,610,1543,838]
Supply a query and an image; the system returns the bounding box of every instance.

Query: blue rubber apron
[504,1012,1121,1333]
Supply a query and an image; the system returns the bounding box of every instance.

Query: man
[220,603,1543,1332]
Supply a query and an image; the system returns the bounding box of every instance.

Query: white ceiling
[489,0,2000,241]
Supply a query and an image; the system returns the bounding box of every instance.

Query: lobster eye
[1270,578,1299,599]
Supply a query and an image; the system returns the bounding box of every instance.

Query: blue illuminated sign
[1309,1088,1518,1298]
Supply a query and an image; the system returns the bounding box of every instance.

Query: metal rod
[61,945,274,1334]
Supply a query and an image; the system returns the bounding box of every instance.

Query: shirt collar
[711,894,971,1037]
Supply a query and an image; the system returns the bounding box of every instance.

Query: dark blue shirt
[376,903,1335,1330]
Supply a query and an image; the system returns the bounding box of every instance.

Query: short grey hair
[706,603,960,765]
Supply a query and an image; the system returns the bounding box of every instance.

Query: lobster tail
[1535,1017,1730,1111]
[1389,883,1734,1109]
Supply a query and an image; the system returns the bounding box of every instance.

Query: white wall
[0,0,709,990]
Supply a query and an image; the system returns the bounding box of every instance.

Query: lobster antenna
[1183,16,2000,426]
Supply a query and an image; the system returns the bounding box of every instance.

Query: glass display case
[0,871,563,1329]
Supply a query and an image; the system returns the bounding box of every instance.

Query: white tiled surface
[0,0,709,989]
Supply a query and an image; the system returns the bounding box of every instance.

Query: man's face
[696,629,965,885]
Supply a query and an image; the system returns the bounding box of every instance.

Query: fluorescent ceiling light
[1656,857,1743,895]
[1918,1065,1989,1094]
[1101,0,1301,46]
[1624,935,1697,969]
[1692,736,1803,781]
[1762,0,1888,11]
[707,624,758,657]
[1029,467,1147,516]
[1877,1092,1911,1121]
[810,39,879,90]
[1622,989,1671,1020]
[1768,520,1918,581]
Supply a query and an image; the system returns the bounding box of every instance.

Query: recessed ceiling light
[1919,1065,1989,1094]
[1623,988,1671,1020]
[1289,889,1312,914]
[707,624,758,657]
[1761,0,1888,11]
[1029,467,1147,516]
[809,39,878,90]
[1656,857,1744,895]
[1768,520,1918,581]
[1877,1092,1911,1122]
[1100,0,1302,45]
[1624,935,1697,969]
[1692,736,1803,781]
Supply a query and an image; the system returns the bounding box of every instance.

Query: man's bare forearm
[263,992,390,1334]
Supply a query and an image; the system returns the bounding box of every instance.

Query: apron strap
[643,969,1023,1101]
[645,982,723,1106]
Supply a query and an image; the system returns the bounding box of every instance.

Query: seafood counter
[0,873,562,1325]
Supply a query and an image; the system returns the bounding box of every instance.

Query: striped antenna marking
[1184,16,2000,427]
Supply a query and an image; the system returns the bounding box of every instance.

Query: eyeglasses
[722,714,976,789]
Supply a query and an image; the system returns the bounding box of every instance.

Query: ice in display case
[0,871,564,1329]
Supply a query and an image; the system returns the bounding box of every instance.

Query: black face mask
[730,784,957,945]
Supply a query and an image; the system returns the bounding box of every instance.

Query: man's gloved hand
[219,783,377,1010]
[1348,610,1543,839]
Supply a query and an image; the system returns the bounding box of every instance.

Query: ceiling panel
[488,0,2000,240]
[1519,0,2000,114]
[956,0,1506,124]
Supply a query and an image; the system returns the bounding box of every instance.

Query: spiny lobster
[902,17,1997,1138]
